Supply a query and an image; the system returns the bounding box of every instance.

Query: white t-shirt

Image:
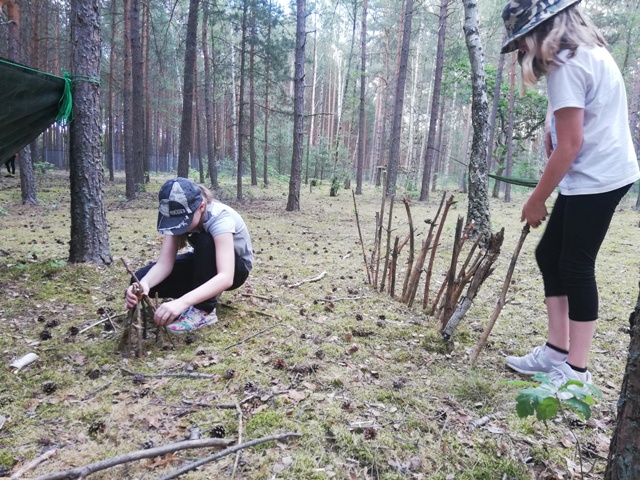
[547,45,640,195]
[202,201,253,271]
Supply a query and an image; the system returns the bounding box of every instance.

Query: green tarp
[0,57,70,162]
[489,173,538,188]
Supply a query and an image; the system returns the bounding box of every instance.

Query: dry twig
[157,432,301,480]
[12,448,56,479]
[121,367,219,380]
[223,323,284,351]
[352,189,372,285]
[287,271,327,288]
[34,439,234,480]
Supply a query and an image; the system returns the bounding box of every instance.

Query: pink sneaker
[167,306,218,334]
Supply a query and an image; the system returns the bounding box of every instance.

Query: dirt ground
[0,171,638,480]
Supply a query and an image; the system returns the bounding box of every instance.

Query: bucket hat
[157,177,203,235]
[501,0,581,54]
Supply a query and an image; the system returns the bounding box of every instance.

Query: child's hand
[154,299,189,326]
[544,130,554,158]
[124,283,147,310]
[521,198,548,228]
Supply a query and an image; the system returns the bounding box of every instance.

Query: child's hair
[175,184,214,250]
[519,5,605,90]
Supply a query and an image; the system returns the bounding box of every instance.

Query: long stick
[121,367,219,380]
[470,224,529,366]
[223,323,283,351]
[34,439,235,480]
[158,433,301,480]
[400,196,415,300]
[379,194,395,292]
[12,449,56,480]
[230,402,244,480]
[352,189,372,285]
[423,194,455,309]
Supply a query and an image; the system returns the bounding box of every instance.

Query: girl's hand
[521,197,548,228]
[124,283,148,310]
[154,299,190,326]
[544,130,554,158]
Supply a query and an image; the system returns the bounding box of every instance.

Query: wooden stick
[439,216,465,329]
[470,224,530,366]
[287,271,327,288]
[351,189,372,285]
[157,433,301,480]
[78,313,126,335]
[11,448,56,480]
[121,367,219,380]
[379,194,395,292]
[223,323,283,351]
[389,236,399,298]
[423,194,455,309]
[240,292,275,302]
[401,196,415,300]
[230,402,244,480]
[34,439,234,480]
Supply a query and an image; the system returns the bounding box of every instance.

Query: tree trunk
[386,0,414,196]
[106,0,116,182]
[487,33,507,172]
[177,0,200,178]
[504,54,517,203]
[605,280,640,479]
[6,0,37,205]
[123,0,135,198]
[419,0,448,201]
[130,0,145,187]
[202,4,218,189]
[355,0,367,195]
[68,0,112,265]
[285,0,305,212]
[462,0,491,241]
[305,12,318,186]
[237,0,248,200]
[143,1,152,181]
[249,6,257,187]
[629,61,640,210]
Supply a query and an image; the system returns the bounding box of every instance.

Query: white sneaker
[548,362,592,388]
[505,345,566,375]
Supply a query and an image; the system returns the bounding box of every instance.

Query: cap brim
[157,212,194,235]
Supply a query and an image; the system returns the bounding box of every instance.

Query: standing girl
[125,177,253,333]
[500,0,640,386]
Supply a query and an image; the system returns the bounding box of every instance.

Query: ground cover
[0,171,638,479]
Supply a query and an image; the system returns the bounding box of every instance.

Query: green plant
[510,373,601,477]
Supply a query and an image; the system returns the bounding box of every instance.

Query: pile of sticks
[354,188,530,356]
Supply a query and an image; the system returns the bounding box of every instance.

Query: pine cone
[210,425,226,438]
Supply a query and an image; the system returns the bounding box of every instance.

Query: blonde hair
[518,5,605,90]
[175,184,215,250]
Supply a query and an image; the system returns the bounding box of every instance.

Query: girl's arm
[154,232,235,325]
[124,235,179,309]
[522,107,584,227]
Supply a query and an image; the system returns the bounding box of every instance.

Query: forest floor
[0,171,638,480]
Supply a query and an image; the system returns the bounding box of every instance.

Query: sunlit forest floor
[1,171,638,480]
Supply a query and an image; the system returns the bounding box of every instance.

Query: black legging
[134,231,250,313]
[4,155,16,174]
[535,183,632,322]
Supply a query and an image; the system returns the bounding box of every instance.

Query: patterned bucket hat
[501,0,581,53]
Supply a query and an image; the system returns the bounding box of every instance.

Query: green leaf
[563,398,592,420]
[516,397,535,418]
[536,397,560,421]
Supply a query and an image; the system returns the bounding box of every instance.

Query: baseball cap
[157,178,203,235]
[501,0,581,54]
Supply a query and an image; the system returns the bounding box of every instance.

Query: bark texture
[605,281,640,480]
[286,0,305,212]
[69,0,112,264]
[462,0,491,241]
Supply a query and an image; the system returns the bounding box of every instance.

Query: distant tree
[386,0,414,196]
[5,0,37,205]
[177,0,200,178]
[355,0,367,195]
[237,0,248,200]
[202,2,218,189]
[419,0,449,201]
[68,0,112,264]
[286,0,305,212]
[123,0,135,198]
[130,0,145,186]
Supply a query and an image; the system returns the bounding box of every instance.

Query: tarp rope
[489,173,538,188]
[0,57,100,161]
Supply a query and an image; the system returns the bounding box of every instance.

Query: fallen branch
[230,402,244,480]
[314,296,369,303]
[157,432,301,480]
[121,367,219,380]
[78,313,126,335]
[287,271,327,288]
[223,323,284,351]
[470,224,529,366]
[34,438,234,480]
[240,293,275,302]
[12,448,56,480]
